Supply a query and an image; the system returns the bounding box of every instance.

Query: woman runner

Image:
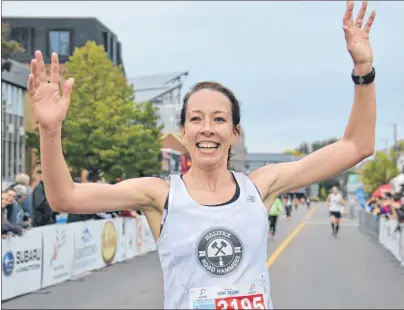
[27,2,376,309]
[267,196,284,239]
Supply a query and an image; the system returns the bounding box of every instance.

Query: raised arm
[251,1,377,202]
[28,51,167,214]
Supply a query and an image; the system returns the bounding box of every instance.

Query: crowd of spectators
[1,173,140,239]
[366,184,404,225]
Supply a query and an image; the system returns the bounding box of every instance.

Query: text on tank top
[156,171,273,309]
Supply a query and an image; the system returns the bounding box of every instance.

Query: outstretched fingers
[35,50,47,82]
[364,10,376,33]
[27,74,36,97]
[50,52,60,84]
[61,78,75,106]
[355,1,367,28]
[343,1,354,27]
[30,59,41,90]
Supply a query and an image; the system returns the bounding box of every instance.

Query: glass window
[12,86,18,114]
[18,88,24,117]
[11,27,30,52]
[49,31,70,55]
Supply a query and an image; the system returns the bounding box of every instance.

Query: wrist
[354,62,373,76]
[39,124,62,136]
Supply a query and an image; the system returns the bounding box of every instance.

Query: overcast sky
[3,1,403,153]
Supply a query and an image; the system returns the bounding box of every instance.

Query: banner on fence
[100,219,119,266]
[118,218,137,262]
[2,215,157,301]
[41,224,74,288]
[72,220,104,277]
[1,228,43,300]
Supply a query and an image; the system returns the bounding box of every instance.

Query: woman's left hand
[342,1,376,75]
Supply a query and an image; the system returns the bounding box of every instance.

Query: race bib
[189,283,266,309]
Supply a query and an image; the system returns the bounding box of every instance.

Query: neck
[186,163,232,192]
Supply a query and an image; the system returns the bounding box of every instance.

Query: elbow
[354,147,374,163]
[362,147,375,158]
[359,143,375,159]
[48,198,75,213]
[343,138,375,160]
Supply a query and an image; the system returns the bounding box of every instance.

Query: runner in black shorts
[327,186,345,237]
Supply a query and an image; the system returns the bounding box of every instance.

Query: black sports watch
[351,67,376,85]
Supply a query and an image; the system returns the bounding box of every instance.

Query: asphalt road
[3,202,404,309]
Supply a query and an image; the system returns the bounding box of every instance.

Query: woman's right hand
[27,50,75,130]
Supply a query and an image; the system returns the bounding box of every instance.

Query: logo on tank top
[196,227,244,277]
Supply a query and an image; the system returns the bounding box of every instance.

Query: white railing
[1,216,156,301]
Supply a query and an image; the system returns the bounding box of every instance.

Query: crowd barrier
[1,216,156,301]
[356,204,404,267]
[378,217,404,267]
[358,207,380,237]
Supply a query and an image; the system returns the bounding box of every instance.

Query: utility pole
[393,123,398,149]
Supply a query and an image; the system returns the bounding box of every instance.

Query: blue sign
[2,251,15,276]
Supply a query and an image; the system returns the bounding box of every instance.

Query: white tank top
[329,193,343,212]
[156,172,273,309]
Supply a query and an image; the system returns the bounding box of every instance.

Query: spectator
[1,192,23,238]
[6,189,19,224]
[11,185,31,228]
[32,180,57,227]
[14,173,33,218]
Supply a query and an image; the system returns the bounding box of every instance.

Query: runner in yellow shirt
[268,196,284,239]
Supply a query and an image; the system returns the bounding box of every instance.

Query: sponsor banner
[101,219,118,266]
[140,216,156,253]
[124,218,137,259]
[115,217,125,263]
[41,224,74,288]
[1,228,42,300]
[72,220,104,277]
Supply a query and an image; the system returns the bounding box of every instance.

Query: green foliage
[62,41,162,182]
[320,187,328,200]
[283,149,304,156]
[360,149,400,195]
[1,24,24,71]
[310,138,338,153]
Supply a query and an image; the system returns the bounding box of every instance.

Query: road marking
[305,205,316,219]
[266,222,306,269]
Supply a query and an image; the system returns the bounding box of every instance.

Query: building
[245,153,303,173]
[2,17,124,73]
[230,129,247,173]
[3,17,124,184]
[245,152,307,196]
[1,59,32,189]
[128,71,189,133]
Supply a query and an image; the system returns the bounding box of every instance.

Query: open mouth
[196,142,220,150]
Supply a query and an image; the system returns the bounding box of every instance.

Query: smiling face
[180,88,240,170]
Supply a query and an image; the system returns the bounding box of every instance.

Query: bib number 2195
[215,294,265,309]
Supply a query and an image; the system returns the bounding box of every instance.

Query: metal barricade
[358,207,380,238]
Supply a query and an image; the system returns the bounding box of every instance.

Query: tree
[283,149,305,156]
[60,41,162,182]
[310,138,338,153]
[360,149,400,195]
[296,142,310,155]
[120,101,163,178]
[1,24,24,71]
